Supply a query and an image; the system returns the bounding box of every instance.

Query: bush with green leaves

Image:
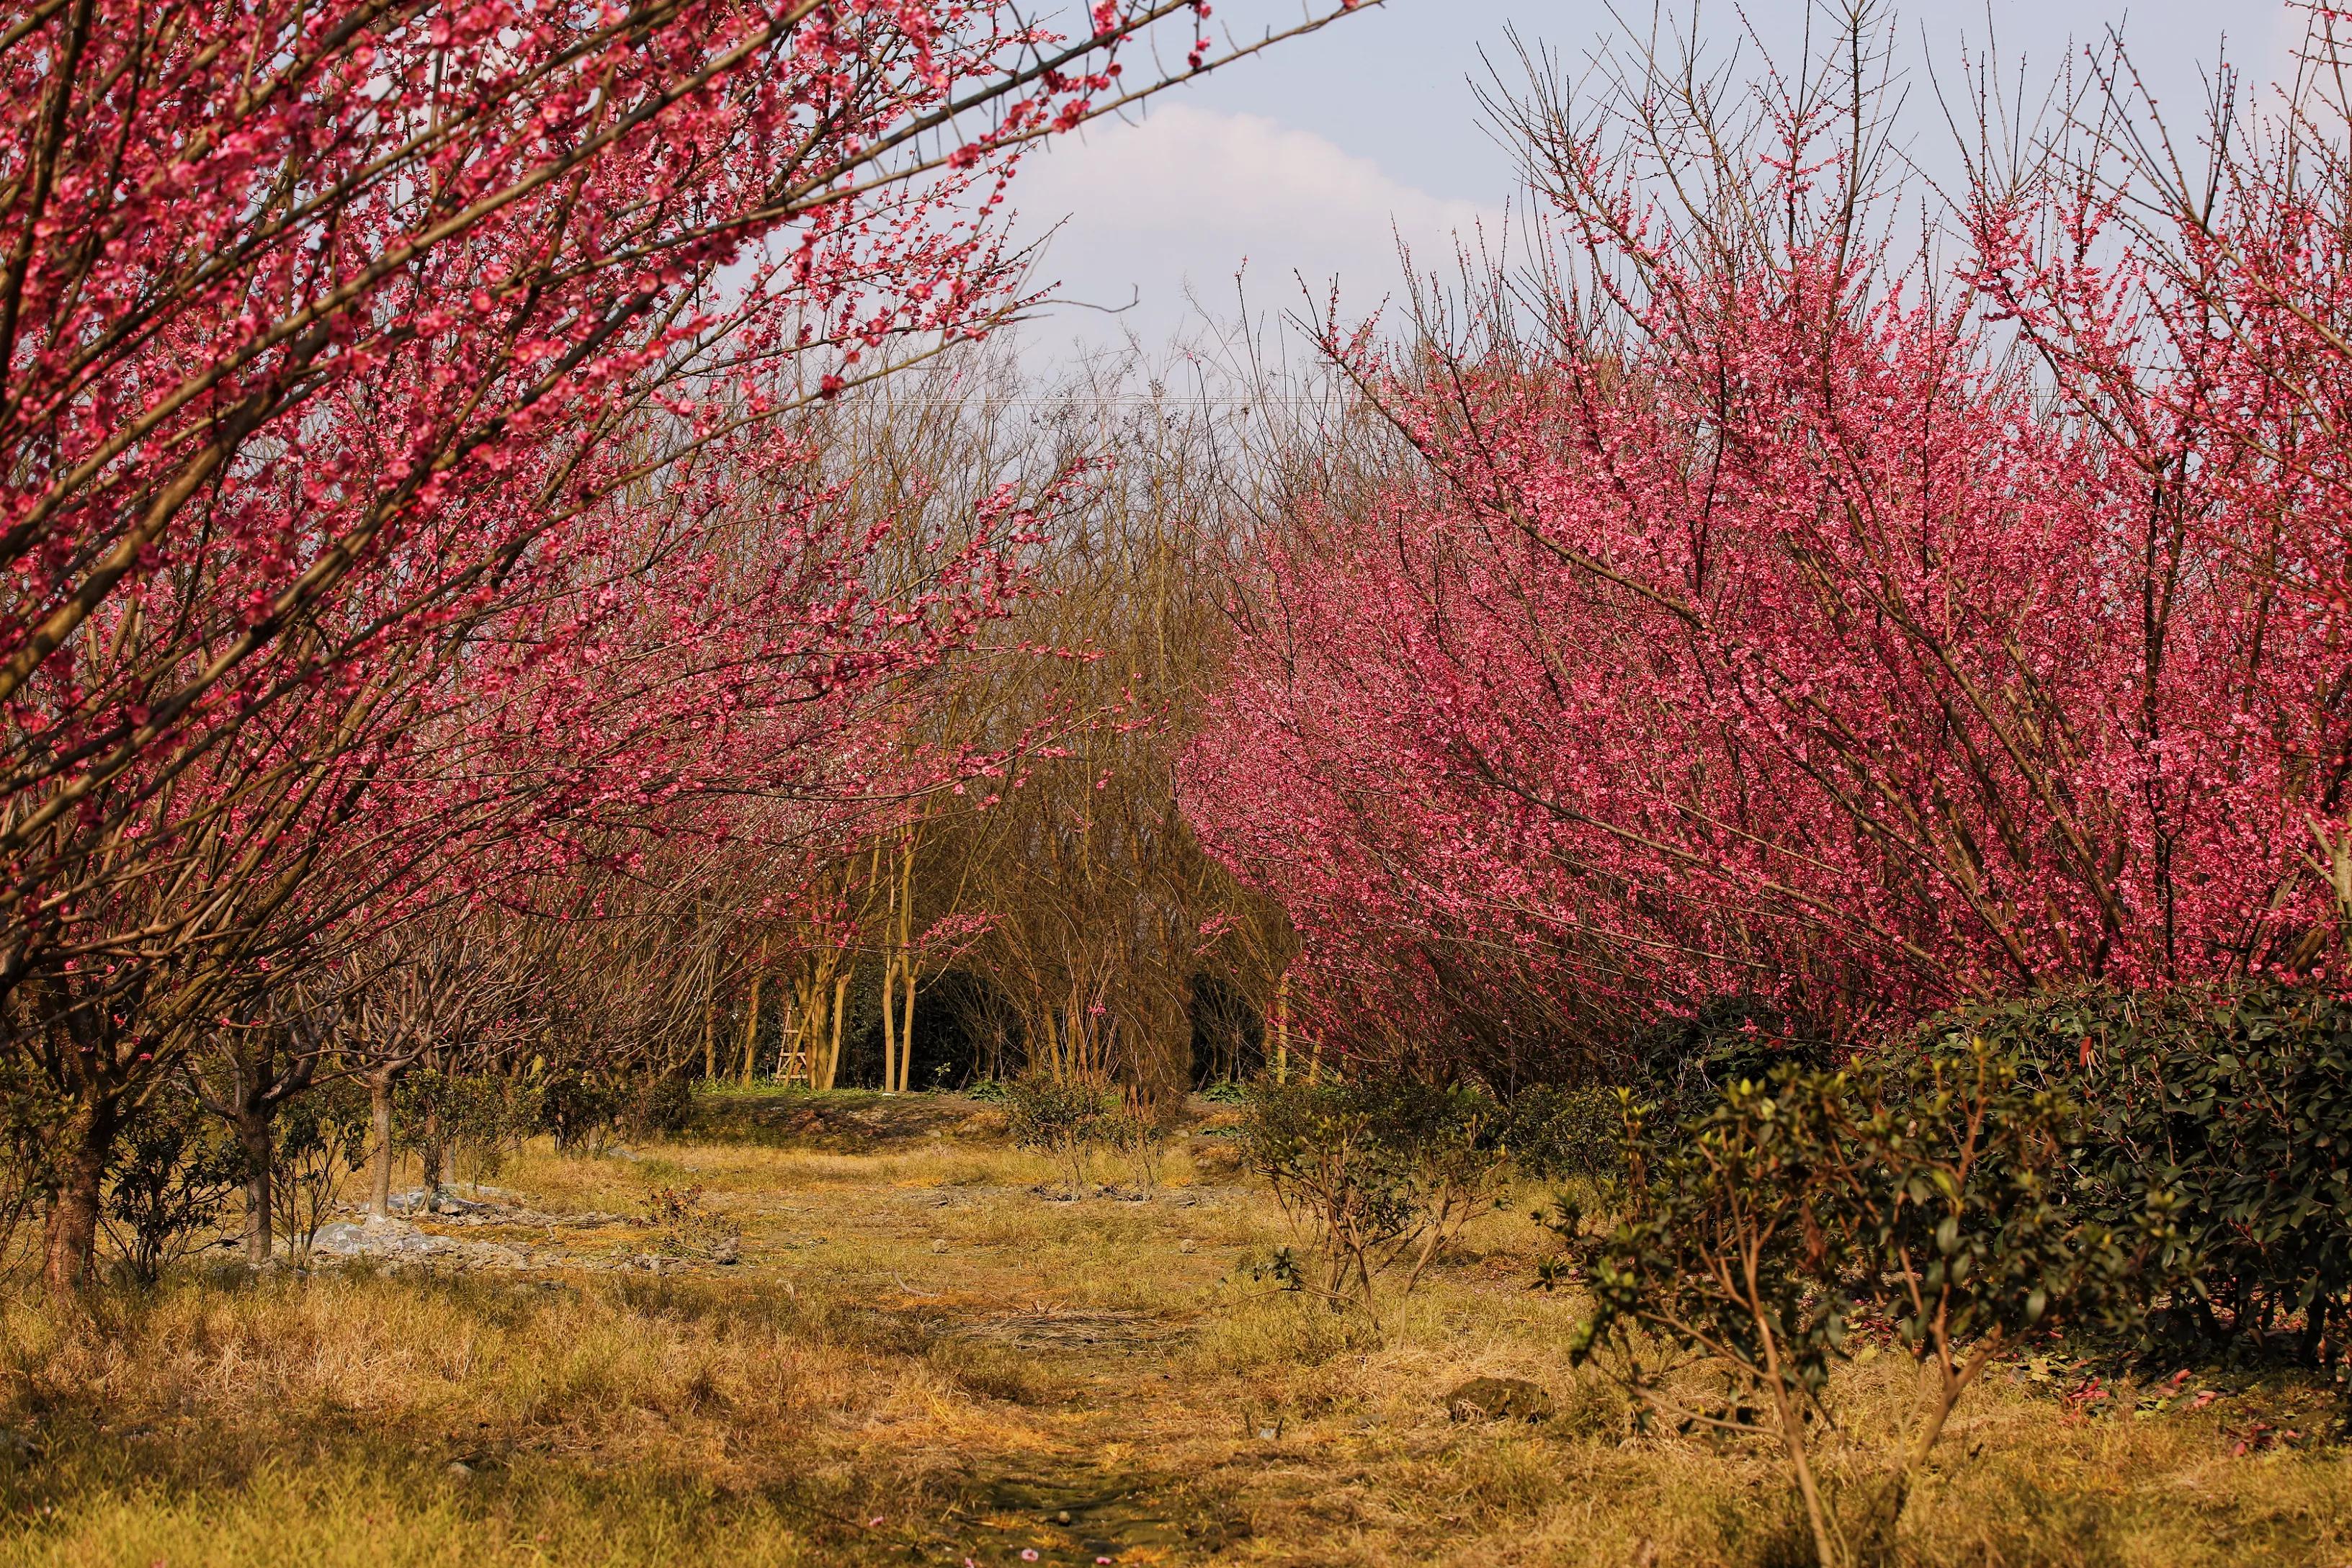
[1104,1101,1174,1196]
[1625,995,1835,1129]
[274,1083,372,1261]
[1003,1076,1115,1195]
[103,1085,246,1283]
[1488,1083,1627,1182]
[620,1070,694,1139]
[538,1070,618,1151]
[400,1070,544,1185]
[1242,1078,1508,1314]
[1928,985,2352,1362]
[0,1057,65,1259]
[1552,1036,2145,1566]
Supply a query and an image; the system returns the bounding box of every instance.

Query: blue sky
[1006,0,2307,357]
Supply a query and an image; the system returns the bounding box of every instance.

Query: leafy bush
[274,1084,372,1262]
[1553,1036,2142,1565]
[1488,1083,1626,1182]
[401,1070,543,1186]
[1198,1079,1252,1105]
[621,1070,694,1139]
[104,1086,246,1283]
[0,1058,66,1259]
[1104,1100,1173,1196]
[1926,985,2352,1362]
[963,1077,1011,1103]
[538,1071,618,1151]
[1242,1079,1508,1314]
[1004,1076,1115,1195]
[1626,995,1834,1127]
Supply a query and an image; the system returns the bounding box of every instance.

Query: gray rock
[388,1188,497,1217]
[1444,1376,1557,1424]
[308,1218,437,1258]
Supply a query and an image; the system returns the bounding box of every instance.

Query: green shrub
[400,1070,542,1186]
[274,1083,372,1261]
[1627,995,1834,1126]
[1003,1076,1115,1194]
[628,1070,695,1137]
[1104,1101,1173,1195]
[0,1057,66,1252]
[1242,1078,1507,1314]
[1553,1036,2142,1565]
[1489,1083,1627,1181]
[1925,985,2352,1362]
[104,1085,246,1282]
[539,1071,617,1150]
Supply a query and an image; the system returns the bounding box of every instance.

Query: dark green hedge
[1917,985,2352,1361]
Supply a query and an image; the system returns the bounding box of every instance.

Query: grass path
[0,1088,2346,1565]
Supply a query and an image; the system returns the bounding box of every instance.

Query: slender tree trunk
[895,836,918,1090]
[700,991,716,1081]
[899,963,917,1091]
[421,1101,444,1204]
[367,1073,395,1220]
[1751,1277,1841,1567]
[234,1106,274,1265]
[43,1095,120,1298]
[824,972,849,1090]
[739,969,763,1085]
[880,957,898,1093]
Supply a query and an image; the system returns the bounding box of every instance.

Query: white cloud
[1006,102,1502,346]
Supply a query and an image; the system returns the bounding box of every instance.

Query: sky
[1003,0,2312,359]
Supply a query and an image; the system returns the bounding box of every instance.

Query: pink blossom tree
[1,0,1377,1289]
[1187,18,2352,1072]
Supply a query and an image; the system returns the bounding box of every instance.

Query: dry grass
[0,1089,2346,1565]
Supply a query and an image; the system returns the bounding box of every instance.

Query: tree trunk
[824,972,849,1090]
[700,990,717,1081]
[421,1101,443,1204]
[43,1095,120,1298]
[234,1106,274,1265]
[367,1074,395,1220]
[740,970,763,1085]
[900,964,917,1091]
[880,957,898,1093]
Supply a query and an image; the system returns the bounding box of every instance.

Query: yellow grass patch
[0,1090,2343,1565]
